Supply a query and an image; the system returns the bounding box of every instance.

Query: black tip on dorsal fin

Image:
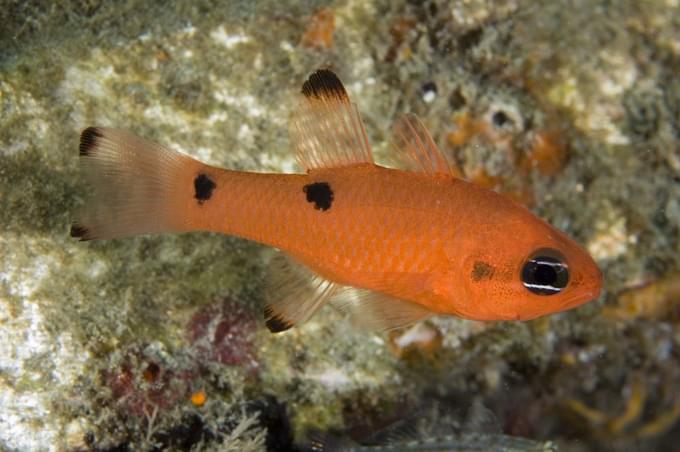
[301,69,349,103]
[70,223,92,241]
[80,127,103,156]
[264,306,295,333]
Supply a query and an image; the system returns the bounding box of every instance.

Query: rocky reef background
[1,0,679,450]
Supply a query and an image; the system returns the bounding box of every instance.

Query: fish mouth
[509,287,601,321]
[557,287,600,312]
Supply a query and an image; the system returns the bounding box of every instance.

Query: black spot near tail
[303,182,333,211]
[264,306,294,333]
[301,69,349,103]
[70,223,91,241]
[194,173,216,204]
[80,127,103,156]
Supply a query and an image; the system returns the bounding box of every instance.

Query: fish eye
[521,248,569,296]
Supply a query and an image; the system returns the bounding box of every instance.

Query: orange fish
[72,69,602,332]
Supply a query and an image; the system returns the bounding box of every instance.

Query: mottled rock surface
[1,0,679,450]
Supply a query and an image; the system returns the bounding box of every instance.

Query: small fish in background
[71,69,602,333]
[302,400,559,451]
[305,431,558,452]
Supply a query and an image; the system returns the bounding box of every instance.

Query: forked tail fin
[72,127,207,241]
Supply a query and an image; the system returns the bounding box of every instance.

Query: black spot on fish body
[303,182,333,211]
[472,261,495,281]
[194,173,216,204]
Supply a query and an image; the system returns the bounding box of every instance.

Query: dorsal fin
[463,399,502,434]
[263,252,340,333]
[331,287,432,332]
[289,69,373,171]
[391,113,459,176]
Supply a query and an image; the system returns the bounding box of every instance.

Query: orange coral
[190,390,207,407]
[469,168,502,190]
[445,111,565,208]
[603,273,680,321]
[301,8,335,50]
[447,112,488,147]
[563,376,680,440]
[523,130,568,176]
[385,17,418,62]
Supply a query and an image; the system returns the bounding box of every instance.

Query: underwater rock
[187,297,260,372]
[2,0,680,451]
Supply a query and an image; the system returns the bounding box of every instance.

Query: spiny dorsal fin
[391,113,458,176]
[263,253,341,333]
[331,287,432,332]
[289,69,373,171]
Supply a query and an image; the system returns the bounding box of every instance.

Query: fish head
[442,201,603,321]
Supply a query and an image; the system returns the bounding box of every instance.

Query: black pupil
[534,262,557,285]
[522,254,569,296]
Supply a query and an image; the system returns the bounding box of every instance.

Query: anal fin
[263,253,340,333]
[332,288,433,332]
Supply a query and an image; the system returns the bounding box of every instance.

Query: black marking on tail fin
[70,223,91,241]
[303,182,333,211]
[194,173,216,204]
[264,306,294,333]
[80,127,103,156]
[301,69,349,102]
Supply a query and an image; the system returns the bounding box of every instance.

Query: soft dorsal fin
[391,113,458,176]
[463,399,502,434]
[331,288,432,332]
[289,69,373,171]
[263,252,340,333]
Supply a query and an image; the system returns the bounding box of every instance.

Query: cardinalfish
[71,69,602,333]
[304,399,559,451]
[306,431,557,452]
